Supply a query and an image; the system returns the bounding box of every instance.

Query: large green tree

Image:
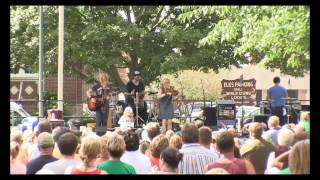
[178,6,310,77]
[10,6,178,88]
[11,6,242,90]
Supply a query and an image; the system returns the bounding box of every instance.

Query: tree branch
[135,6,146,27]
[126,6,132,23]
[150,6,164,29]
[150,7,174,32]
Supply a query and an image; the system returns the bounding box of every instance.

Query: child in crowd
[118,107,135,130]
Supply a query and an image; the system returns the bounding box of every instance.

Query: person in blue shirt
[267,77,288,126]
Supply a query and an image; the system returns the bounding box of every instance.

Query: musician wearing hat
[124,70,147,126]
[86,72,112,135]
[266,76,288,126]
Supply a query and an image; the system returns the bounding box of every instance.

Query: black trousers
[126,102,147,126]
[271,106,287,126]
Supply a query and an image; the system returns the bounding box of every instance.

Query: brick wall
[45,75,83,104]
[11,74,84,116]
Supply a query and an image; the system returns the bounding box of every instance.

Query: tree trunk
[109,65,127,91]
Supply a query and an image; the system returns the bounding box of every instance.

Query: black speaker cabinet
[203,107,217,126]
[301,105,310,111]
[95,126,108,136]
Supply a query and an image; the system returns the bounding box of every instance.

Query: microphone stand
[134,90,145,128]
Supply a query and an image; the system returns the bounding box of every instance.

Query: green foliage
[33,91,70,119]
[10,6,241,88]
[11,5,309,91]
[81,109,95,123]
[179,6,310,77]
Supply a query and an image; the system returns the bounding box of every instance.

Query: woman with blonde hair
[67,136,107,174]
[10,141,26,174]
[86,71,113,136]
[95,135,110,165]
[169,134,183,150]
[157,78,178,133]
[10,130,28,165]
[118,106,135,130]
[278,139,309,174]
[146,134,169,171]
[297,111,310,134]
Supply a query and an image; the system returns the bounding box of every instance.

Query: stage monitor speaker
[203,107,217,126]
[253,115,270,125]
[95,126,108,136]
[301,105,310,111]
[49,120,65,129]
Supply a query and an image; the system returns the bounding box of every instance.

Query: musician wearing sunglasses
[86,72,112,135]
[124,71,147,126]
[157,78,179,134]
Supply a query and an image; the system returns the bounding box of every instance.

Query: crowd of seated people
[10,111,310,175]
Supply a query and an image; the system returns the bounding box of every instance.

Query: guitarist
[86,72,112,135]
[124,71,147,126]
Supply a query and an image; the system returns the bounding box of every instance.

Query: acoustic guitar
[87,96,109,111]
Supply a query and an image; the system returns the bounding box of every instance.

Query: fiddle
[162,86,179,96]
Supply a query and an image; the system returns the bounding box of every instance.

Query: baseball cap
[124,107,133,113]
[133,71,141,76]
[37,132,54,148]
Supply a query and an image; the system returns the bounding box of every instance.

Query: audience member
[199,127,212,149]
[165,130,175,141]
[96,133,136,174]
[142,122,161,142]
[10,141,26,174]
[206,131,255,174]
[10,130,28,164]
[29,121,52,161]
[178,123,218,174]
[278,139,309,174]
[146,134,169,171]
[227,128,241,158]
[95,135,109,165]
[195,119,204,129]
[240,122,275,174]
[297,111,310,134]
[139,141,150,155]
[156,147,183,174]
[121,130,152,174]
[262,116,282,146]
[26,132,57,174]
[40,132,81,174]
[265,128,294,174]
[67,136,107,174]
[169,134,183,150]
[21,130,35,162]
[51,127,72,159]
[206,168,230,174]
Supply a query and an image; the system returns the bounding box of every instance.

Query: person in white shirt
[121,130,152,174]
[178,124,219,174]
[118,107,135,130]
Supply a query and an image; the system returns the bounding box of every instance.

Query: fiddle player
[86,72,112,135]
[157,78,179,133]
